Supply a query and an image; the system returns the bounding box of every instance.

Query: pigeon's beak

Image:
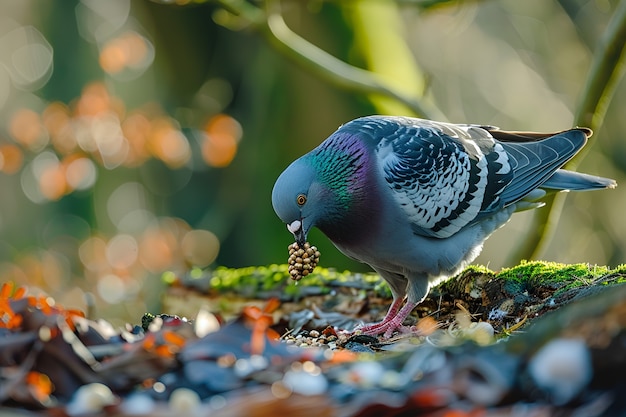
[287,219,306,246]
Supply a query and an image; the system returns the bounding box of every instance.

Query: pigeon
[271,116,616,337]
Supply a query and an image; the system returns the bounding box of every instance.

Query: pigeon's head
[273,132,372,246]
[271,157,328,246]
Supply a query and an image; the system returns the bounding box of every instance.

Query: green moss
[463,264,495,275]
[490,260,622,296]
[496,260,608,283]
[612,264,626,275]
[163,264,388,299]
[164,260,622,301]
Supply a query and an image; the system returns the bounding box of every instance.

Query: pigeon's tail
[542,169,617,191]
[497,129,616,205]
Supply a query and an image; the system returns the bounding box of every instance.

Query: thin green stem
[573,0,626,149]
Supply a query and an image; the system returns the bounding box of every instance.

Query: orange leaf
[142,334,156,350]
[242,305,262,320]
[263,298,280,314]
[0,282,13,299]
[327,350,358,364]
[265,328,281,341]
[67,309,86,318]
[411,387,455,408]
[26,371,53,402]
[250,329,265,356]
[154,345,174,358]
[253,316,273,330]
[415,316,440,336]
[13,286,26,299]
[162,330,186,347]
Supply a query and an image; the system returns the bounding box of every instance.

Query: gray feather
[497,131,587,204]
[542,169,617,191]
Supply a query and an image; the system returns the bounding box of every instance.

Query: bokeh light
[0,144,23,174]
[64,156,97,190]
[78,236,107,272]
[201,114,242,167]
[9,109,47,151]
[38,161,67,201]
[97,273,127,304]
[0,2,248,325]
[181,229,220,267]
[105,234,138,270]
[99,31,155,79]
[0,26,53,90]
[139,225,178,273]
[75,0,131,43]
[148,118,191,168]
[4,82,238,208]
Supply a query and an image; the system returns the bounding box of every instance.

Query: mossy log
[163,261,626,335]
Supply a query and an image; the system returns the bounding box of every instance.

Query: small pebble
[528,338,592,405]
[169,388,201,414]
[121,393,155,415]
[466,321,495,345]
[345,361,385,388]
[283,369,328,396]
[66,383,116,416]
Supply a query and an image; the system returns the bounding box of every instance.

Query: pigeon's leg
[381,301,419,338]
[357,297,404,335]
[357,270,408,335]
[376,273,429,338]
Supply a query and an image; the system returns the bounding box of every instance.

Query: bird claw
[354,321,390,336]
[355,321,406,338]
[355,301,419,338]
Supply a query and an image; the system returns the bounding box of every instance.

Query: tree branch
[509,1,626,262]
[214,0,442,119]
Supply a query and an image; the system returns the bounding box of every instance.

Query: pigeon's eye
[296,194,307,206]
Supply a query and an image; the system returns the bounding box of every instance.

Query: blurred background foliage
[0,0,624,324]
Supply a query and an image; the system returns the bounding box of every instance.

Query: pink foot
[356,301,418,338]
[355,298,403,335]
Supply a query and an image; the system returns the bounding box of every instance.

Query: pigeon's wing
[352,116,588,239]
[495,130,589,203]
[484,126,614,192]
[355,117,512,238]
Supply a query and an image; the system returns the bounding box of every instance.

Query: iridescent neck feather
[308,132,370,208]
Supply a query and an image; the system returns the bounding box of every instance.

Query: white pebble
[379,370,405,389]
[120,393,155,415]
[66,383,116,416]
[528,338,592,405]
[466,321,495,345]
[169,388,201,414]
[282,369,328,396]
[347,361,385,388]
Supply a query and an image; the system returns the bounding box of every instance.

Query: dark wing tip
[486,127,593,143]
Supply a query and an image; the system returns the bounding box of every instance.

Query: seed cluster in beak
[287,241,320,281]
